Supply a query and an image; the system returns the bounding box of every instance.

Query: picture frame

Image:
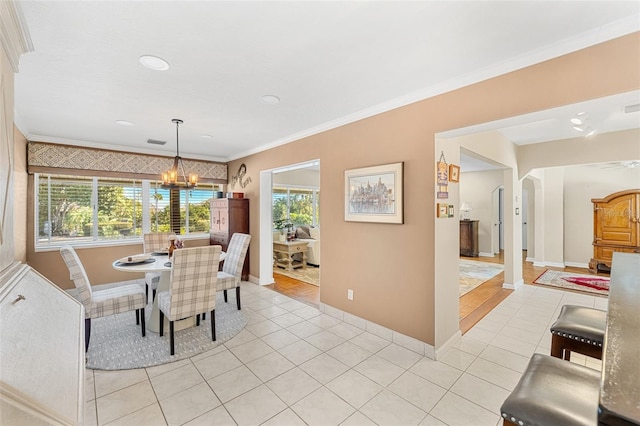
[449,164,460,183]
[345,162,403,224]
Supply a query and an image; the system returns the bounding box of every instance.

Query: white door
[522,189,528,250]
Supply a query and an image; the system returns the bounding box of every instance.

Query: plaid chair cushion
[60,245,145,319]
[143,232,173,253]
[216,271,238,291]
[161,245,221,321]
[90,284,146,318]
[221,233,251,279]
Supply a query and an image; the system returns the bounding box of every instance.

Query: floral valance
[27,141,227,183]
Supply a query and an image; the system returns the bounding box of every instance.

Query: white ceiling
[13,1,640,164]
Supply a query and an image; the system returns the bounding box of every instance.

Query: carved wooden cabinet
[460,220,479,257]
[589,189,640,273]
[210,198,250,280]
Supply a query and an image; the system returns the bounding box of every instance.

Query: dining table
[112,250,226,333]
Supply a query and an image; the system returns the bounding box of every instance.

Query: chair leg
[136,309,140,325]
[152,289,156,302]
[550,334,564,359]
[211,309,216,341]
[224,289,228,303]
[170,321,175,356]
[140,308,146,337]
[84,318,91,352]
[236,286,241,310]
[196,314,200,326]
[202,312,206,320]
[145,283,149,302]
[159,311,164,336]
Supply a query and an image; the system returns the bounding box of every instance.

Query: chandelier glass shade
[161,119,198,189]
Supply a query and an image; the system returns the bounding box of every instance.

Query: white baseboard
[434,331,461,361]
[503,278,524,290]
[478,252,494,258]
[545,261,566,268]
[525,256,535,263]
[564,261,590,269]
[319,302,439,358]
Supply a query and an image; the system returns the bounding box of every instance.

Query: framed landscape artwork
[345,162,404,224]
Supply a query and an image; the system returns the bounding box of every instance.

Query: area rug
[274,265,320,286]
[86,292,247,370]
[459,260,504,296]
[533,270,609,296]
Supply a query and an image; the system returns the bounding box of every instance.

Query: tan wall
[22,32,640,346]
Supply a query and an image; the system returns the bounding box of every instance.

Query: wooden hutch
[589,189,640,273]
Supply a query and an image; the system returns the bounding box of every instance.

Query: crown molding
[0,0,34,73]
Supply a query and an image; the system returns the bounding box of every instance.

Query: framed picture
[449,164,460,183]
[437,203,448,218]
[345,162,404,224]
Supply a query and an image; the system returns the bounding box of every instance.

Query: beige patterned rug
[275,265,320,286]
[533,270,609,296]
[459,259,504,296]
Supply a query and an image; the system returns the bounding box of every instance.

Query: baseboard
[478,252,494,258]
[545,261,566,268]
[503,278,524,290]
[525,256,535,263]
[434,330,461,361]
[319,302,437,357]
[564,261,589,269]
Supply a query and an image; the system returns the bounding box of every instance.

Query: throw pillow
[296,227,311,239]
[309,226,320,240]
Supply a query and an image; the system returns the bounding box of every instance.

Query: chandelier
[161,119,198,189]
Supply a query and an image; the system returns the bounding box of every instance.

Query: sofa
[294,225,320,266]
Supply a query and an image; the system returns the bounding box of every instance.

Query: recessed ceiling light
[115,120,135,126]
[585,128,596,137]
[573,126,584,132]
[200,134,214,139]
[139,55,169,71]
[570,117,583,125]
[261,95,280,105]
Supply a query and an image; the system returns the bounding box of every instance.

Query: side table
[273,240,309,271]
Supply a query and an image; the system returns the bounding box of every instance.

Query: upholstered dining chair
[60,245,147,352]
[157,245,221,355]
[143,231,173,303]
[217,232,251,310]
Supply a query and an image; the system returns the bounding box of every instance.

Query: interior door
[522,188,528,250]
[492,187,501,254]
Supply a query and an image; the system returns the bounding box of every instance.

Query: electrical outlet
[347,289,354,300]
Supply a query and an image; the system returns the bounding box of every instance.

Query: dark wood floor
[268,253,607,334]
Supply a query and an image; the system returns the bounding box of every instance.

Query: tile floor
[85,282,606,426]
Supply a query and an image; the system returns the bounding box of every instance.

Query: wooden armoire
[209,198,250,280]
[589,189,640,273]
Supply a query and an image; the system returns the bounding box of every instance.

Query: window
[36,173,217,249]
[272,185,319,227]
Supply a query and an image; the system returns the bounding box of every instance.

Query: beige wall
[460,169,504,255]
[20,33,640,347]
[14,127,27,263]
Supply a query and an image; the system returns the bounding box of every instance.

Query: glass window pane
[186,187,213,233]
[37,175,93,246]
[97,179,142,240]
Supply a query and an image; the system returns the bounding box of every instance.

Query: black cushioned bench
[550,305,606,361]
[500,353,600,426]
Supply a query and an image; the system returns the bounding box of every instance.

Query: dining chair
[217,232,251,310]
[60,245,147,352]
[157,245,221,355]
[143,231,173,302]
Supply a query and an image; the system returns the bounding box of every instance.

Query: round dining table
[112,251,226,333]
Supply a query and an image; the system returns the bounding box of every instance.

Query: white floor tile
[387,371,447,413]
[207,365,262,403]
[245,351,295,382]
[410,357,463,389]
[279,340,323,365]
[182,405,236,426]
[305,329,346,351]
[96,381,157,425]
[224,385,287,426]
[265,367,322,406]
[261,408,307,426]
[438,347,476,371]
[159,382,221,426]
[245,319,283,337]
[326,369,383,408]
[360,389,427,426]
[271,312,305,328]
[466,358,523,392]
[376,343,424,369]
[103,403,166,426]
[95,369,149,398]
[450,373,511,414]
[261,328,301,350]
[354,355,405,387]
[287,320,324,338]
[478,345,530,374]
[228,338,274,364]
[193,349,242,380]
[430,392,500,426]
[350,332,391,354]
[292,387,356,426]
[300,353,349,384]
[149,364,204,401]
[341,411,378,426]
[327,341,373,367]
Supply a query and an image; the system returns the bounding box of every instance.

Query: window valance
[27,141,227,183]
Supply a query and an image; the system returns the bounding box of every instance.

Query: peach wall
[229,33,640,346]
[24,33,640,346]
